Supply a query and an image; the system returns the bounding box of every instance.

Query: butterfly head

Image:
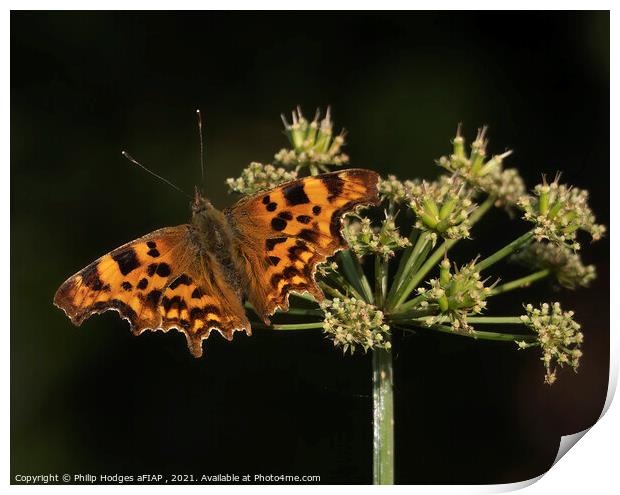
[191,187,213,215]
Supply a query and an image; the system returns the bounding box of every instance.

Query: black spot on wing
[283,182,310,205]
[147,248,160,258]
[111,247,140,276]
[169,274,192,290]
[271,217,287,231]
[266,202,277,212]
[283,266,301,278]
[137,278,148,290]
[312,205,322,216]
[147,241,157,249]
[299,229,319,244]
[322,175,345,201]
[267,256,281,266]
[121,281,133,291]
[278,211,293,221]
[262,195,271,205]
[296,215,312,224]
[81,263,108,291]
[156,263,171,277]
[146,289,162,307]
[266,237,287,251]
[147,264,157,277]
[191,288,204,299]
[288,244,305,262]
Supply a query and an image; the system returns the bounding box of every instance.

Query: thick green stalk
[475,231,534,272]
[338,251,370,302]
[375,255,388,308]
[459,316,524,324]
[410,316,524,325]
[386,232,432,309]
[489,269,550,296]
[390,238,457,312]
[372,344,394,485]
[272,322,324,330]
[401,324,537,342]
[469,194,496,224]
[339,251,374,303]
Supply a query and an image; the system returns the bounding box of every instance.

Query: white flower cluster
[274,107,349,170]
[437,126,526,206]
[378,175,416,204]
[226,162,297,195]
[416,259,493,332]
[320,297,391,354]
[511,242,597,289]
[343,216,411,260]
[408,176,476,245]
[517,178,606,249]
[517,302,583,385]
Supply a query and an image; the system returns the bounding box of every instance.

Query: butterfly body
[55,169,380,357]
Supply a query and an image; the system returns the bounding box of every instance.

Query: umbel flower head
[437,125,526,206]
[226,162,297,195]
[408,175,476,245]
[320,297,391,354]
[517,175,606,250]
[517,302,583,385]
[416,258,494,332]
[274,107,349,171]
[343,216,411,260]
[378,175,416,204]
[511,242,597,289]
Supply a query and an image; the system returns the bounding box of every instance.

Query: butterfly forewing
[54,225,249,357]
[228,169,380,321]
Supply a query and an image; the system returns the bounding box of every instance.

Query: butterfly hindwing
[228,169,380,321]
[156,256,250,357]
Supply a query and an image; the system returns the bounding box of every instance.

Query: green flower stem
[375,255,388,307]
[401,324,537,342]
[390,238,458,312]
[469,194,496,224]
[272,322,324,330]
[325,269,363,300]
[392,229,419,281]
[386,231,431,308]
[411,316,524,325]
[475,231,534,272]
[372,344,394,485]
[489,269,551,296]
[274,307,324,317]
[339,251,374,303]
[462,316,524,324]
[318,281,346,300]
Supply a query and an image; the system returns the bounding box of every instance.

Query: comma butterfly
[54,169,380,357]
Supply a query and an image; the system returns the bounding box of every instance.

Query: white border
[4,4,615,493]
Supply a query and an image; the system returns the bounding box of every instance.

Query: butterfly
[54,169,380,357]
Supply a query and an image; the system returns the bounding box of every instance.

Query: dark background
[11,11,609,484]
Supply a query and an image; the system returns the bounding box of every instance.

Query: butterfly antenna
[196,109,205,186]
[121,151,191,198]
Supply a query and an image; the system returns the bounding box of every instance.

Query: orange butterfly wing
[54,226,249,357]
[227,168,380,321]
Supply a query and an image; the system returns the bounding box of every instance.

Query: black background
[11,11,609,484]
